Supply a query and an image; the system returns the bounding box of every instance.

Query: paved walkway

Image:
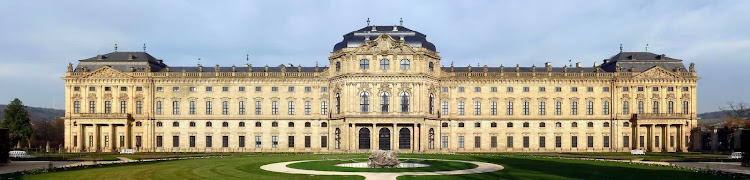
[672,161,750,175]
[0,157,137,174]
[260,159,504,180]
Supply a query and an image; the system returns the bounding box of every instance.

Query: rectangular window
[507,136,514,148]
[441,136,449,148]
[539,87,546,92]
[653,101,660,114]
[555,136,562,148]
[188,101,196,115]
[172,101,180,115]
[255,101,262,115]
[272,101,278,115]
[506,101,513,115]
[640,136,645,147]
[670,136,674,147]
[603,101,610,115]
[156,87,163,92]
[474,101,481,115]
[304,87,311,92]
[623,87,629,92]
[255,87,262,92]
[105,101,111,113]
[539,101,546,115]
[222,136,229,147]
[442,87,449,92]
[105,87,111,91]
[491,87,497,92]
[173,87,179,92]
[491,136,497,148]
[255,136,262,148]
[155,101,162,115]
[603,87,610,92]
[206,101,213,115]
[136,87,143,91]
[288,87,294,92]
[523,87,529,92]
[135,136,142,147]
[442,101,449,115]
[682,87,689,92]
[571,136,578,148]
[458,101,465,115]
[637,87,644,92]
[222,87,229,92]
[321,101,328,115]
[458,136,465,148]
[523,136,529,148]
[89,135,93,147]
[239,136,246,148]
[321,136,328,148]
[622,101,629,115]
[603,136,610,148]
[136,101,143,114]
[522,101,529,115]
[458,87,465,92]
[206,136,212,147]
[653,87,659,92]
[474,87,481,92]
[555,87,562,92]
[173,136,179,147]
[74,87,80,91]
[638,101,644,114]
[555,101,562,115]
[623,136,630,147]
[74,101,80,114]
[120,136,124,147]
[272,136,279,148]
[304,136,311,148]
[507,87,513,92]
[303,101,311,115]
[272,87,278,92]
[586,101,594,115]
[120,101,127,113]
[474,136,481,148]
[288,136,295,148]
[571,87,578,92]
[656,136,660,147]
[187,87,195,92]
[156,136,163,147]
[587,87,594,92]
[222,101,229,115]
[682,101,689,114]
[668,101,674,114]
[321,87,328,92]
[539,136,546,148]
[190,136,196,147]
[239,101,246,115]
[587,136,594,148]
[239,87,246,92]
[288,101,295,115]
[571,101,578,115]
[490,101,498,115]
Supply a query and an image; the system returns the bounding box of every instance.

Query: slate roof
[441,66,602,73]
[75,52,167,72]
[163,65,327,72]
[600,52,686,72]
[333,25,436,52]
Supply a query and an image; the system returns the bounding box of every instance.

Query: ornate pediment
[354,34,417,54]
[81,66,133,79]
[634,66,680,79]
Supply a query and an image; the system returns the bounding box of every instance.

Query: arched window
[587,122,594,127]
[429,62,434,72]
[441,122,448,127]
[507,122,513,127]
[399,128,411,149]
[572,122,578,127]
[288,122,294,127]
[359,128,370,149]
[239,122,245,127]
[255,122,261,127]
[173,122,179,127]
[156,121,163,127]
[539,122,546,127]
[603,122,610,127]
[335,93,341,114]
[335,128,341,149]
[272,121,278,127]
[305,122,311,127]
[523,122,529,127]
[222,122,229,127]
[380,92,390,113]
[189,121,196,127]
[652,101,660,114]
[400,92,410,113]
[360,92,370,113]
[491,122,497,127]
[429,93,435,114]
[400,59,410,70]
[206,122,212,127]
[380,59,389,70]
[428,128,435,149]
[623,122,630,127]
[335,62,341,72]
[555,122,562,127]
[360,59,369,70]
[321,122,328,127]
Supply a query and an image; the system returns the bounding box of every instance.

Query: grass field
[20,153,739,180]
[286,159,477,172]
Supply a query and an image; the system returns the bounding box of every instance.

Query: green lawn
[287,159,477,172]
[19,153,739,180]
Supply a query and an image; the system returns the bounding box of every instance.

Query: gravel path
[260,159,504,180]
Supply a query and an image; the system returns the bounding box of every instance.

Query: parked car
[120,149,135,154]
[730,152,744,159]
[9,151,31,158]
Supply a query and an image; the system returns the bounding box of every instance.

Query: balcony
[75,113,130,119]
[634,113,693,119]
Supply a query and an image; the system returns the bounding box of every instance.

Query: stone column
[632,125,639,150]
[126,123,132,149]
[93,124,100,152]
[392,124,397,151]
[650,124,656,152]
[662,125,668,152]
[110,125,117,152]
[79,125,85,152]
[645,125,652,152]
[371,124,376,151]
[678,125,686,152]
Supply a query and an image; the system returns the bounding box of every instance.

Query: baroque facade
[63,25,699,153]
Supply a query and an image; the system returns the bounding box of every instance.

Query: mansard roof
[333,25,436,52]
[600,52,687,72]
[163,65,327,72]
[75,52,167,72]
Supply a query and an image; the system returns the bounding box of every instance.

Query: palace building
[63,25,699,153]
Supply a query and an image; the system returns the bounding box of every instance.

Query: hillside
[0,104,64,122]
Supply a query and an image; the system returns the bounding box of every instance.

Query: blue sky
[0,0,748,113]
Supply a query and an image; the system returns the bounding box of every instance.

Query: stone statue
[368,150,399,168]
[689,62,695,72]
[67,63,73,72]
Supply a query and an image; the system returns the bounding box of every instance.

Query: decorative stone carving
[82,66,132,79]
[635,67,680,79]
[368,150,399,168]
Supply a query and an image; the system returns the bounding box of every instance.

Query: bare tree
[718,102,750,151]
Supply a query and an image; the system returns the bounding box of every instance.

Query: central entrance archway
[379,128,391,150]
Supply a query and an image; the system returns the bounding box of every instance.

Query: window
[288,87,294,92]
[474,122,481,127]
[255,86,262,92]
[304,101,311,115]
[173,122,179,127]
[623,87,629,92]
[136,87,143,91]
[321,87,328,92]
[458,87,465,92]
[206,122,212,127]
[222,122,229,127]
[239,122,245,127]
[474,101,481,115]
[637,87,644,92]
[555,101,562,115]
[335,93,340,114]
[539,122,546,127]
[491,87,497,92]
[603,87,610,92]
[272,87,278,92]
[586,101,594,115]
[239,87,245,92]
[335,62,341,71]
[652,101,659,114]
[74,101,80,113]
[304,136,310,148]
[255,122,261,127]
[442,101,449,115]
[172,101,179,115]
[603,136,610,148]
[400,59,410,70]
[475,136,481,148]
[458,122,465,127]
[173,136,180,147]
[105,101,111,113]
[458,101,465,115]
[120,101,127,113]
[571,87,578,92]
[638,101,644,114]
[539,136,546,148]
[429,94,435,114]
[321,101,328,115]
[442,136,449,148]
[288,101,295,115]
[587,136,594,148]
[555,122,561,127]
[571,101,578,115]
[360,92,370,113]
[539,87,546,92]
[571,136,578,148]
[523,87,529,92]
[136,121,142,126]
[682,101,689,114]
[272,136,278,148]
[603,122,610,127]
[380,59,389,70]
[105,87,111,91]
[507,87,513,92]
[622,101,629,114]
[572,122,578,127]
[239,136,246,147]
[156,87,162,92]
[155,101,161,115]
[523,122,529,127]
[682,87,689,92]
[74,87,80,91]
[623,122,630,127]
[288,136,295,148]
[272,121,278,127]
[507,122,513,127]
[206,101,213,115]
[360,59,369,69]
[523,136,529,148]
[288,122,295,127]
[190,122,196,127]
[305,122,311,127]
[189,136,196,147]
[474,87,481,92]
[458,136,464,148]
[206,136,212,147]
[255,136,262,148]
[272,101,278,115]
[556,136,562,148]
[522,101,529,115]
[507,136,514,148]
[187,87,195,92]
[400,92,410,113]
[490,101,498,115]
[206,87,213,92]
[506,101,513,115]
[587,122,594,127]
[239,101,246,115]
[429,129,436,149]
[623,136,630,147]
[442,87,449,92]
[653,87,659,92]
[156,136,163,147]
[429,62,435,71]
[555,87,562,92]
[491,122,497,127]
[255,101,262,115]
[378,92,390,113]
[321,122,328,127]
[491,136,498,148]
[539,101,546,115]
[304,87,311,92]
[190,101,196,115]
[173,87,180,92]
[668,101,674,114]
[587,87,594,92]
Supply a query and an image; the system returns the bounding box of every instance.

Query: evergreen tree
[1,98,34,148]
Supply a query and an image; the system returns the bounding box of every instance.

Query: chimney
[594,62,598,67]
[393,26,398,31]
[576,62,581,68]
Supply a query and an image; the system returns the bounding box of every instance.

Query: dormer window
[400,59,410,70]
[380,59,390,70]
[360,59,369,70]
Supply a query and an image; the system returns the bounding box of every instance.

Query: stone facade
[63,25,699,153]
